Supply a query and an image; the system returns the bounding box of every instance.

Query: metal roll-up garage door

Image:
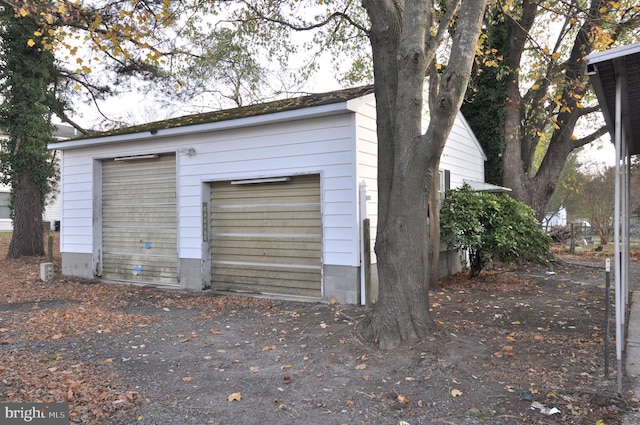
[102,154,178,285]
[210,174,322,298]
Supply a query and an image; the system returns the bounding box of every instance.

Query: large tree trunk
[501,0,616,220]
[428,175,441,290]
[7,169,45,258]
[359,0,487,349]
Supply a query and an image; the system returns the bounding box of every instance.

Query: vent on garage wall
[113,154,160,162]
[230,176,291,185]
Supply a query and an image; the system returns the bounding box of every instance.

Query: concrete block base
[323,264,360,304]
[61,253,95,279]
[179,258,205,290]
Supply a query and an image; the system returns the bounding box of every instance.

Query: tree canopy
[463,0,639,220]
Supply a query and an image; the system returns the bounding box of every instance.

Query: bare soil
[1,232,639,424]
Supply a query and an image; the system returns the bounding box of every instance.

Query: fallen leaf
[451,389,463,397]
[182,376,193,382]
[52,333,63,340]
[210,328,224,335]
[281,363,293,370]
[0,328,9,332]
[203,356,212,360]
[249,366,260,372]
[227,392,242,401]
[355,364,367,370]
[261,344,276,352]
[345,399,354,406]
[397,394,410,404]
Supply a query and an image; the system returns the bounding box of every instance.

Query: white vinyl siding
[354,97,378,264]
[439,114,486,188]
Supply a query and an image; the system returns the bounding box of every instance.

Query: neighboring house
[544,206,568,229]
[0,124,78,231]
[50,86,487,305]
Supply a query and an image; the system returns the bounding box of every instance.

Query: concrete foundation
[179,258,205,290]
[61,251,464,306]
[61,253,95,279]
[323,264,360,305]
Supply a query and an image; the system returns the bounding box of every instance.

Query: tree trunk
[500,0,616,220]
[359,0,487,349]
[7,169,45,258]
[429,175,441,290]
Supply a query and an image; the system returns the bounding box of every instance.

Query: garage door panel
[211,238,322,261]
[102,185,176,200]
[102,239,177,256]
[103,210,177,226]
[211,280,320,299]
[210,174,322,298]
[210,193,320,206]
[212,225,321,235]
[212,263,320,281]
[212,264,321,298]
[102,154,178,286]
[102,254,178,285]
[103,160,175,177]
[210,208,320,221]
[212,252,321,266]
[102,227,177,238]
[212,236,322,251]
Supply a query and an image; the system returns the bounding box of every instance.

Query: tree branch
[239,1,369,34]
[570,125,609,150]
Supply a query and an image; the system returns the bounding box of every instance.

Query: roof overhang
[49,102,354,150]
[48,86,376,151]
[587,42,640,156]
[464,180,512,193]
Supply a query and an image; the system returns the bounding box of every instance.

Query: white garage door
[210,174,322,298]
[101,154,178,285]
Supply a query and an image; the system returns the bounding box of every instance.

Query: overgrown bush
[440,184,551,278]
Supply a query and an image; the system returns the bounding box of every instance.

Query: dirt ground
[1,232,639,424]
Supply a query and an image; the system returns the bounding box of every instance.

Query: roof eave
[49,101,352,151]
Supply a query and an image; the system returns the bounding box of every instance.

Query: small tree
[441,185,551,278]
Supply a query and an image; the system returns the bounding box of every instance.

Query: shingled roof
[65,85,376,142]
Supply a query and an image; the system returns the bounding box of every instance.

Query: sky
[72,72,616,174]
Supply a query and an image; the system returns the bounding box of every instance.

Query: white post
[359,181,368,306]
[623,137,630,311]
[614,72,623,395]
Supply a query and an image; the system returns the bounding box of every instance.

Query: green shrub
[440,184,551,278]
